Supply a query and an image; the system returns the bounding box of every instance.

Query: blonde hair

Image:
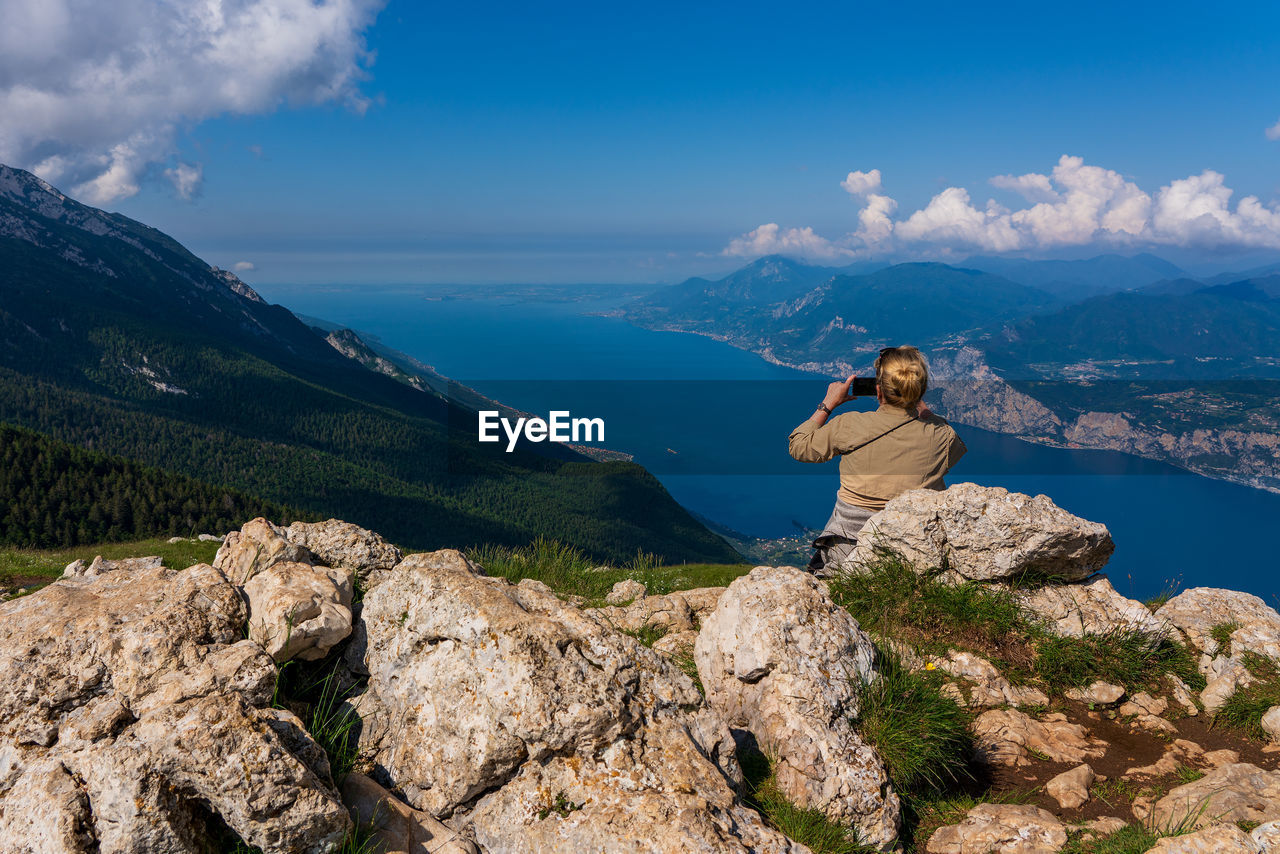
[875,346,929,409]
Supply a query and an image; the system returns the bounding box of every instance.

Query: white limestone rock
[356,550,805,854]
[972,709,1108,768]
[1147,822,1260,853]
[243,560,353,663]
[847,483,1114,582]
[0,562,350,853]
[1017,575,1172,638]
[1046,764,1096,810]
[283,519,403,590]
[214,517,313,585]
[341,772,478,854]
[1065,681,1125,706]
[925,803,1067,854]
[695,566,901,847]
[1151,763,1280,832]
[1157,588,1280,661]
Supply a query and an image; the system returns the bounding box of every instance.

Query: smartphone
[849,377,877,397]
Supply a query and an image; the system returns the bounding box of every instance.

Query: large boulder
[1157,588,1280,661]
[1150,763,1280,832]
[847,483,1114,582]
[925,803,1067,854]
[284,519,403,590]
[243,561,354,663]
[1016,575,1173,638]
[214,517,314,585]
[694,566,900,848]
[0,562,350,853]
[355,549,806,854]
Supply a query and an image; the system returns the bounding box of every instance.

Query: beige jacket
[788,404,967,510]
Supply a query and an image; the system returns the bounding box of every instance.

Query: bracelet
[817,402,833,415]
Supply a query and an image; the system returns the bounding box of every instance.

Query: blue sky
[5,0,1280,283]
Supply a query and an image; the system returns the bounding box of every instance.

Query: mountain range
[0,164,740,563]
[618,253,1280,491]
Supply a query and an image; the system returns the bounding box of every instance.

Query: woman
[788,345,966,575]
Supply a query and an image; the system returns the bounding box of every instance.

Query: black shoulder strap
[845,416,917,455]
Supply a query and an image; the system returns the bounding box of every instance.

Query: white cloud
[840,169,882,196]
[164,162,203,200]
[232,260,256,273]
[724,155,1280,260]
[1151,170,1280,248]
[0,0,385,203]
[989,171,1059,204]
[1267,119,1280,141]
[723,223,854,261]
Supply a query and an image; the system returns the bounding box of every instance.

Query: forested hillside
[0,165,740,564]
[0,422,302,548]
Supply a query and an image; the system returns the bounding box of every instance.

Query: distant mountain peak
[0,162,265,310]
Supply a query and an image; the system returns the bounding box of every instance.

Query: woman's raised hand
[823,375,857,411]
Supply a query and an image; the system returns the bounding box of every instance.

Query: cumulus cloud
[840,169,882,196]
[0,0,385,203]
[232,261,256,273]
[723,223,853,261]
[724,155,1280,260]
[1267,119,1280,141]
[989,171,1059,204]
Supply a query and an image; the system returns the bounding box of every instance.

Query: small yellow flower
[925,662,937,671]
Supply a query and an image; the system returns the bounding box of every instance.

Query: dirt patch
[981,698,1280,827]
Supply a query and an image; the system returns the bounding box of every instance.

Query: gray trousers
[808,499,877,577]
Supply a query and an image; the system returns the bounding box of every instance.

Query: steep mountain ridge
[0,164,739,563]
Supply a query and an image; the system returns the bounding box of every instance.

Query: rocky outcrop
[847,483,1114,582]
[1157,588,1280,662]
[1150,763,1280,832]
[0,561,349,853]
[1016,575,1172,638]
[243,561,354,663]
[284,519,403,590]
[695,567,900,847]
[214,517,314,585]
[925,803,1067,854]
[355,550,805,853]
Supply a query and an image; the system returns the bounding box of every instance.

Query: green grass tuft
[1033,627,1203,693]
[852,647,974,794]
[828,550,1034,656]
[740,749,877,854]
[1209,621,1240,652]
[620,623,670,648]
[0,536,222,588]
[1216,667,1280,741]
[1060,823,1162,854]
[272,659,363,778]
[469,535,749,602]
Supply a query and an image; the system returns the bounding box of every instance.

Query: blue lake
[262,284,1280,604]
